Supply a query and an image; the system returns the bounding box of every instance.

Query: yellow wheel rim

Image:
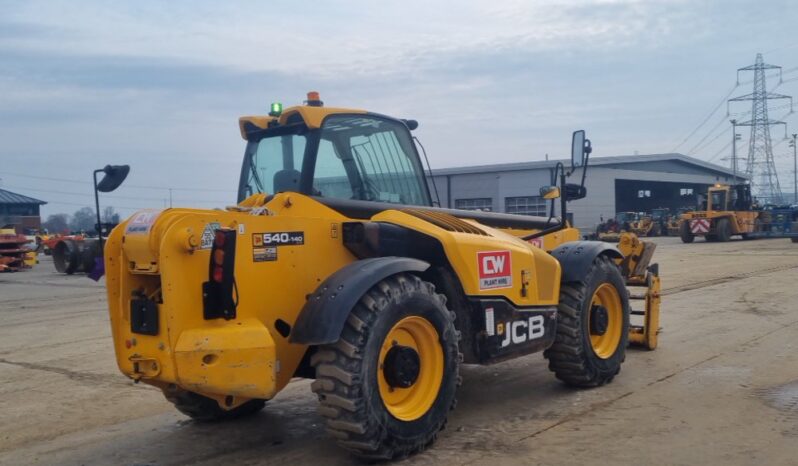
[588,283,623,359]
[377,316,444,421]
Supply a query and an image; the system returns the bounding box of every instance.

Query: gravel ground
[1,237,797,466]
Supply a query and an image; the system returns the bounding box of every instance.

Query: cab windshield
[709,191,727,211]
[239,114,431,206]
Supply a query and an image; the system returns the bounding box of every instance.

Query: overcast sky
[1,0,798,218]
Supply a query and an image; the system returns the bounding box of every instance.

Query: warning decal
[253,246,277,262]
[200,222,221,249]
[485,307,495,336]
[690,218,710,234]
[477,250,513,290]
[527,238,543,249]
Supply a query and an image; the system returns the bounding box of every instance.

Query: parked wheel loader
[103,93,660,460]
[666,207,690,236]
[596,211,638,242]
[630,208,669,237]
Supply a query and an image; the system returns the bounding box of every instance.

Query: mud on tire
[165,389,266,421]
[544,255,630,387]
[310,273,461,461]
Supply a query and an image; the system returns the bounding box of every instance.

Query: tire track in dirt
[661,263,798,296]
[458,264,798,466]
[0,358,130,388]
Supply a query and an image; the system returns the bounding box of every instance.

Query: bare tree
[102,206,120,224]
[42,213,70,234]
[70,207,96,233]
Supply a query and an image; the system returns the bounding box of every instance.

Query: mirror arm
[579,139,591,187]
[525,135,590,242]
[524,164,567,241]
[93,169,104,249]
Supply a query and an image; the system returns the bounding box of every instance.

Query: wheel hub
[590,305,609,336]
[382,345,421,389]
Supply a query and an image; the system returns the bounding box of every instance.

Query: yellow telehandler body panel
[105,193,562,402]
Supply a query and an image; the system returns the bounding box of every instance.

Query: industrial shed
[427,153,744,230]
[0,188,47,233]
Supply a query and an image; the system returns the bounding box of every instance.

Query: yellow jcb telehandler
[103,93,661,460]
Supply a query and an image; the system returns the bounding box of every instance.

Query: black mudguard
[551,241,623,283]
[289,257,430,345]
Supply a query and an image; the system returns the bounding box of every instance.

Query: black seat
[273,169,301,193]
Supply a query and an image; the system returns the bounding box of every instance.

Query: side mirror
[571,130,587,169]
[96,165,130,193]
[402,119,419,131]
[564,183,587,201]
[540,186,561,199]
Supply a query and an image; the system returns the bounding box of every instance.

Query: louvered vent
[402,208,489,236]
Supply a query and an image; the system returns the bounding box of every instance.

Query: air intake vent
[402,208,488,236]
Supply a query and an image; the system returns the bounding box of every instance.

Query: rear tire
[791,237,798,243]
[544,255,630,387]
[715,218,732,242]
[165,390,266,421]
[311,273,460,460]
[679,221,694,243]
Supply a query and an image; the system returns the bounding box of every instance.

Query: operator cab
[237,99,431,207]
[706,184,754,212]
[708,187,728,212]
[237,93,591,233]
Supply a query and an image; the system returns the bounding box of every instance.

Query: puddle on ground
[756,380,798,436]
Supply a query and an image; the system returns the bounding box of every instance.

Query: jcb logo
[477,251,512,290]
[500,316,546,348]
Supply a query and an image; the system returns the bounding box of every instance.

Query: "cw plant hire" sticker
[477,250,512,290]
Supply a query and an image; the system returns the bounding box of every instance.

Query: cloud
[1,0,797,217]
[1,1,699,77]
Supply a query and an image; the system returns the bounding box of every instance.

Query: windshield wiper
[249,152,265,193]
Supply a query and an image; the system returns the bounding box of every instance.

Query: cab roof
[238,104,366,140]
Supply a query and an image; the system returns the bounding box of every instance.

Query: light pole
[93,165,130,248]
[790,133,797,204]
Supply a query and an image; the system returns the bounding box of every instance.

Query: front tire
[544,255,630,387]
[715,218,732,242]
[311,273,460,460]
[679,221,694,243]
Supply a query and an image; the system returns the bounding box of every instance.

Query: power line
[672,64,797,155]
[0,171,233,193]
[43,200,148,209]
[686,114,730,155]
[671,84,738,152]
[2,184,231,205]
[708,140,735,163]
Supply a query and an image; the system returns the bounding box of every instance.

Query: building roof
[429,153,747,179]
[0,188,47,205]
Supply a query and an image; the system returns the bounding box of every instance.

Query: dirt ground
[2,237,798,466]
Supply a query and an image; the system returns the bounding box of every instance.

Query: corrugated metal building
[0,188,47,233]
[427,153,743,229]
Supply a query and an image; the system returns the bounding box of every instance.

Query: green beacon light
[269,102,283,117]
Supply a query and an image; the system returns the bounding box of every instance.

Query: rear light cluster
[202,228,238,320]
